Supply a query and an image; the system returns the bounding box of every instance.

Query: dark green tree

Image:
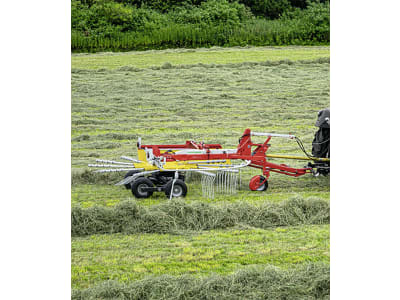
[239,0,291,19]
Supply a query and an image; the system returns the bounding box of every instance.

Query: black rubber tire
[131,177,154,199]
[256,176,268,191]
[124,170,139,189]
[165,179,187,198]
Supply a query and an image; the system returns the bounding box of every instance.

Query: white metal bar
[195,170,217,177]
[94,168,143,173]
[95,159,132,165]
[251,132,295,139]
[88,164,133,168]
[186,160,227,164]
[120,156,143,163]
[197,164,233,167]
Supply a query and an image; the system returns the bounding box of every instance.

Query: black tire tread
[257,176,268,191]
[131,177,154,198]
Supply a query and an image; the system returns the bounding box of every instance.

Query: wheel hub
[137,183,148,196]
[172,185,183,197]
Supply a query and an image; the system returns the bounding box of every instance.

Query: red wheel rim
[249,175,263,191]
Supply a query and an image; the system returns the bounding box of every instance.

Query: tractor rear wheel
[131,177,154,198]
[249,175,268,191]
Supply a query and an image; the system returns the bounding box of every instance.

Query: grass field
[71,45,330,296]
[72,46,329,70]
[72,225,329,289]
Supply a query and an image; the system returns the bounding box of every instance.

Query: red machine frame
[139,129,312,190]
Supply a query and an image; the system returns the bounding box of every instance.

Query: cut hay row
[72,169,123,185]
[72,196,329,236]
[71,57,329,73]
[72,263,329,299]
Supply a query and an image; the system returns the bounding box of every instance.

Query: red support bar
[140,141,222,150]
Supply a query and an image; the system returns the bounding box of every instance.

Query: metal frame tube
[251,132,295,139]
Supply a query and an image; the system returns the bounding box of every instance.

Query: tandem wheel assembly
[126,171,187,199]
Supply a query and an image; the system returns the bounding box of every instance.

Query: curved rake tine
[88,164,133,168]
[96,159,132,166]
[94,168,144,173]
[120,156,143,163]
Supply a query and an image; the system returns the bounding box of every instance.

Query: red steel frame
[139,128,312,180]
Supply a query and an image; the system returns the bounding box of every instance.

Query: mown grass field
[72,225,329,289]
[72,46,329,70]
[71,46,330,296]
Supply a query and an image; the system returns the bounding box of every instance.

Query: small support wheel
[165,179,187,198]
[249,175,268,191]
[131,177,154,198]
[124,170,139,189]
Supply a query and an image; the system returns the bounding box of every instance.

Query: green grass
[72,175,329,208]
[72,183,329,208]
[72,224,329,289]
[72,46,329,70]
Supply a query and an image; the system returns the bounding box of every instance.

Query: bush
[168,0,253,26]
[71,0,330,52]
[199,0,253,25]
[282,2,330,41]
[72,0,168,35]
[117,0,194,12]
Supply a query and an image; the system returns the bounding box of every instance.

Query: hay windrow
[71,169,123,185]
[72,57,330,74]
[71,196,329,236]
[71,263,329,299]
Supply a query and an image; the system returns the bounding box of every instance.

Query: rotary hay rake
[88,128,330,199]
